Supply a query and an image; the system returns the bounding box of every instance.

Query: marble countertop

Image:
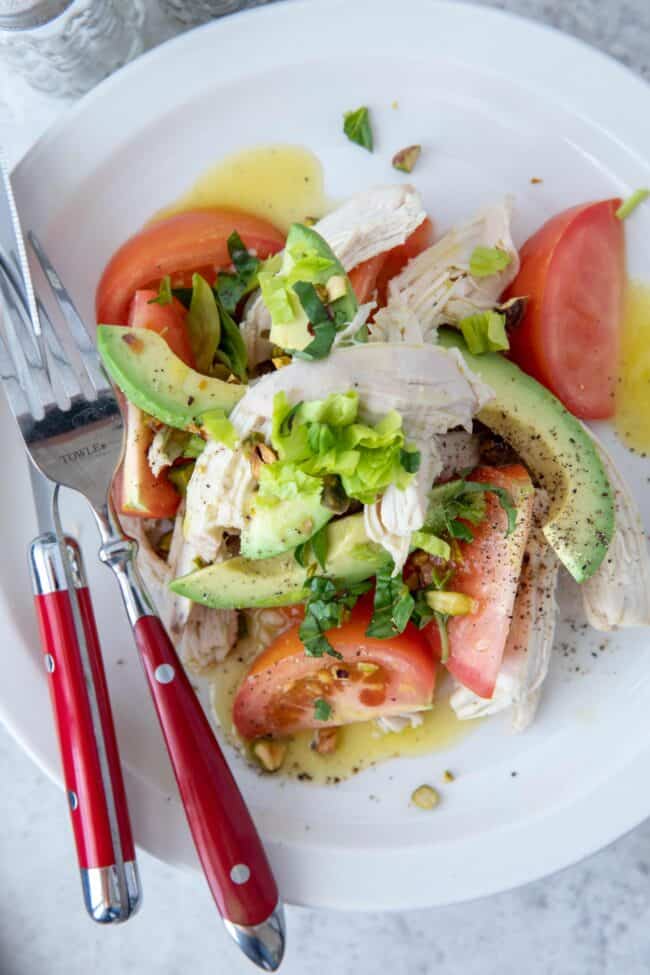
[1,2,649,973]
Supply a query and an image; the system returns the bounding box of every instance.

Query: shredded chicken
[580,427,650,630]
[120,510,238,673]
[184,440,255,563]
[372,199,519,343]
[240,184,427,369]
[450,491,560,730]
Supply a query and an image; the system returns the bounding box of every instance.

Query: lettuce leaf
[201,409,237,449]
[458,310,509,355]
[469,245,512,278]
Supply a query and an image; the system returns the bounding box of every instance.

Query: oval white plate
[3,0,650,910]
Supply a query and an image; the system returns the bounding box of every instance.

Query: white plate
[3,0,650,911]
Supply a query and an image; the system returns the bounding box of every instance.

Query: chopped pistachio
[272,355,292,370]
[426,591,478,616]
[391,100,399,110]
[498,295,528,331]
[303,216,318,227]
[311,727,339,755]
[252,740,287,772]
[392,144,421,174]
[443,769,455,783]
[530,177,543,185]
[326,275,348,302]
[411,785,441,810]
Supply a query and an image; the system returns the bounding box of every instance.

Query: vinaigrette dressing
[165,144,471,781]
[616,280,650,454]
[210,634,473,785]
[155,144,329,233]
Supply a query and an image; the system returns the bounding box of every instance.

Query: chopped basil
[468,245,512,279]
[343,106,373,151]
[366,563,415,639]
[148,275,173,306]
[313,698,332,721]
[288,281,338,361]
[214,231,262,313]
[214,298,248,382]
[299,575,372,659]
[400,448,421,474]
[424,477,517,542]
[616,189,650,220]
[294,522,329,571]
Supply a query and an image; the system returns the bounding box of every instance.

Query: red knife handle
[30,533,140,923]
[133,614,278,927]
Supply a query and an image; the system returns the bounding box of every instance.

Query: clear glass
[0,0,147,97]
[159,0,276,28]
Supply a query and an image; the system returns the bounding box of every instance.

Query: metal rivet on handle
[68,790,78,811]
[230,863,251,885]
[44,653,55,673]
[154,664,175,684]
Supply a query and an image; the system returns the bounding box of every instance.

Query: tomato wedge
[96,208,285,325]
[233,601,435,739]
[128,289,195,365]
[424,465,534,699]
[506,199,624,419]
[348,217,434,305]
[117,289,195,519]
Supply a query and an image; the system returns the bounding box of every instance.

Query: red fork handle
[30,534,140,923]
[132,614,278,927]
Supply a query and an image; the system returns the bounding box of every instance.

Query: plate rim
[4,0,650,910]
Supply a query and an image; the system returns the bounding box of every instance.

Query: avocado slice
[240,492,333,560]
[439,328,614,582]
[97,325,244,430]
[264,223,358,351]
[170,512,389,609]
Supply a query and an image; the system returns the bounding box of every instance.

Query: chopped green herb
[300,575,372,659]
[214,298,248,382]
[290,320,337,361]
[616,188,650,220]
[310,522,329,570]
[366,563,415,639]
[469,246,512,279]
[214,231,262,313]
[458,310,509,355]
[148,275,173,306]
[424,477,517,542]
[400,448,421,474]
[343,106,373,151]
[313,698,332,721]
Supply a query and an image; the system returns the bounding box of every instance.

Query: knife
[1,150,140,923]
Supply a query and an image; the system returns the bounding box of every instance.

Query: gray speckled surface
[1,2,650,973]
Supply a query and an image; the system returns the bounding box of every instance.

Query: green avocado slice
[169,512,389,609]
[439,328,614,582]
[97,325,244,430]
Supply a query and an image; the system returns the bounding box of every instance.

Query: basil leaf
[214,298,248,382]
[148,275,173,306]
[313,698,332,721]
[343,106,373,151]
[366,564,415,639]
[292,280,330,325]
[172,286,193,309]
[214,272,246,314]
[290,320,337,361]
[294,541,308,567]
[400,448,421,474]
[299,575,371,659]
[228,230,260,282]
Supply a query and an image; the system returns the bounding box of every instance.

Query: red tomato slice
[506,199,624,419]
[233,601,436,739]
[424,465,534,699]
[348,217,434,305]
[128,290,195,366]
[96,208,285,325]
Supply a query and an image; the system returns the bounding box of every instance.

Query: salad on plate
[95,169,650,777]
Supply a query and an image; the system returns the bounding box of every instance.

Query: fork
[0,230,285,972]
